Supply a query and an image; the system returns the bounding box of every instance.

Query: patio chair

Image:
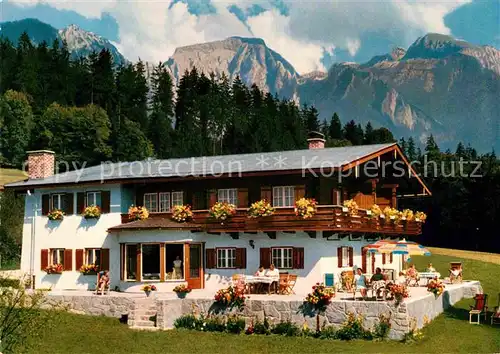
[283,274,297,295]
[95,271,110,295]
[491,293,500,325]
[338,271,354,293]
[278,273,290,295]
[449,262,463,283]
[469,293,488,324]
[371,280,388,300]
[405,268,420,287]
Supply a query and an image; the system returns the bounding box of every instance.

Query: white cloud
[346,38,361,57]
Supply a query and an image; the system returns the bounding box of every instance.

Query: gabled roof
[5,143,430,195]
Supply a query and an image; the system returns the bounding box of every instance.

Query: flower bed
[79,264,99,275]
[247,199,274,218]
[171,205,193,223]
[209,202,236,222]
[45,264,63,274]
[214,286,245,310]
[47,209,64,221]
[82,205,101,219]
[294,198,317,219]
[128,205,149,221]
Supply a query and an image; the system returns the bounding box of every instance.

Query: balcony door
[184,243,204,289]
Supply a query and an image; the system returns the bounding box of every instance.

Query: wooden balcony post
[136,244,142,282]
[391,187,397,208]
[371,179,377,205]
[160,243,165,282]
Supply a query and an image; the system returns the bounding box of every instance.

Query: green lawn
[24,253,500,353]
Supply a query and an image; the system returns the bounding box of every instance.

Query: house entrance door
[185,243,204,289]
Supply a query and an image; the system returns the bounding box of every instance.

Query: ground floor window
[271,247,293,269]
[340,246,350,267]
[217,248,236,269]
[165,244,184,280]
[51,248,65,265]
[126,244,137,280]
[142,244,160,280]
[86,248,101,266]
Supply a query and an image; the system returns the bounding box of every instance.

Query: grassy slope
[0,168,27,186]
[25,253,500,353]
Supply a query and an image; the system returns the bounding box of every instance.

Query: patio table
[245,275,275,294]
[418,272,441,285]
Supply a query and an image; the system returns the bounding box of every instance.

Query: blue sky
[2,0,498,73]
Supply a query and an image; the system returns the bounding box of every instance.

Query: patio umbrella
[369,239,431,256]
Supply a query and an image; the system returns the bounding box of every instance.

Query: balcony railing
[120,206,422,235]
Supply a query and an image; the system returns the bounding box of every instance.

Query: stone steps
[129,326,160,331]
[127,298,158,330]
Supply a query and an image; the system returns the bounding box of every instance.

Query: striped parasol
[365,239,431,256]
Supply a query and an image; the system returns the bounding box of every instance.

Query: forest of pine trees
[0,33,499,258]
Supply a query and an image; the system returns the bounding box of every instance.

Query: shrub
[226,315,245,334]
[271,320,301,337]
[336,313,370,340]
[253,317,271,335]
[318,325,338,340]
[0,277,21,288]
[173,314,199,330]
[204,316,226,332]
[373,313,391,340]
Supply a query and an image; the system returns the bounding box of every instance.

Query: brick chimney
[307,131,326,149]
[27,150,55,179]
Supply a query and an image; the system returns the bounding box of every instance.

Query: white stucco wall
[20,184,122,290]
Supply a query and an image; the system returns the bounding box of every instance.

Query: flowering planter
[145,290,151,297]
[176,292,188,299]
[84,215,100,220]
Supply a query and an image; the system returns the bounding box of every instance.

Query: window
[51,194,65,210]
[125,244,137,280]
[218,189,238,205]
[144,193,158,213]
[51,248,65,265]
[86,249,101,266]
[142,244,160,280]
[272,247,293,269]
[87,192,102,207]
[165,244,184,280]
[217,248,236,268]
[340,246,350,267]
[159,192,171,212]
[171,191,184,206]
[272,186,294,207]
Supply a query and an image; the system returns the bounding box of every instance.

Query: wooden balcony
[117,206,422,236]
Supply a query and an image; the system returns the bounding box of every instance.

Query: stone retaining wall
[45,281,482,340]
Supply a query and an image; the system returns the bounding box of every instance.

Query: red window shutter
[237,189,249,208]
[389,253,393,263]
[260,187,272,202]
[362,248,367,272]
[75,249,84,271]
[120,244,125,281]
[101,248,110,271]
[294,185,305,201]
[293,247,304,269]
[77,192,85,214]
[348,247,354,267]
[337,247,342,268]
[64,193,74,215]
[235,248,247,269]
[205,248,216,269]
[260,248,271,268]
[382,253,386,265]
[101,191,111,213]
[40,249,49,270]
[63,249,73,271]
[41,195,50,215]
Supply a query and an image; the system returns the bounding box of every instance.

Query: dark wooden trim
[229,232,239,239]
[266,231,277,239]
[306,231,316,238]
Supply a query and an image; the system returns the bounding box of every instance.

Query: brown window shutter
[293,247,304,269]
[348,247,354,267]
[337,247,342,268]
[371,253,376,272]
[294,185,305,201]
[209,190,217,206]
[41,249,49,270]
[205,248,216,269]
[237,188,249,208]
[235,248,247,269]
[382,253,386,265]
[362,248,367,271]
[42,195,50,215]
[120,244,125,281]
[389,253,393,263]
[260,186,271,201]
[64,249,73,271]
[260,247,271,268]
[101,248,110,271]
[77,192,85,214]
[101,191,111,213]
[64,193,74,215]
[75,249,84,271]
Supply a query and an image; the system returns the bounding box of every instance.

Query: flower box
[128,205,149,221]
[45,264,64,274]
[172,205,194,223]
[209,202,236,222]
[47,209,65,221]
[294,198,317,219]
[247,199,275,218]
[83,205,101,219]
[80,264,99,275]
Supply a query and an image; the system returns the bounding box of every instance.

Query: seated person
[255,266,265,276]
[396,271,406,285]
[449,265,462,282]
[426,263,436,272]
[265,264,280,294]
[354,268,367,298]
[341,271,353,292]
[370,267,385,282]
[97,270,110,294]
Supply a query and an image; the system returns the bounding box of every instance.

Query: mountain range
[2,19,499,152]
